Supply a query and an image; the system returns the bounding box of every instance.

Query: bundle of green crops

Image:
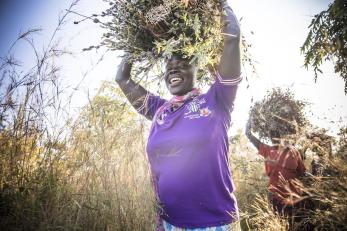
[101,0,223,80]
[249,88,308,140]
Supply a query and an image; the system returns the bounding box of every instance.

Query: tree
[301,0,347,93]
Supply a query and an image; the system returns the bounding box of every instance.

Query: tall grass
[0,0,157,229]
[66,83,157,230]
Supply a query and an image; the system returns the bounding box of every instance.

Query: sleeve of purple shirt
[136,92,167,120]
[206,71,242,115]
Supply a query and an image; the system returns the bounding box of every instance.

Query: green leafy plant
[301,0,347,94]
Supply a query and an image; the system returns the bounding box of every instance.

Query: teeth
[170,77,182,84]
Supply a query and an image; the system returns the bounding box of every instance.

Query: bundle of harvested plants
[249,88,308,140]
[100,0,224,81]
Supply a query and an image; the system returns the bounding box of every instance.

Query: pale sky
[0,0,346,136]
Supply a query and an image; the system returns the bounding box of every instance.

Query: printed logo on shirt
[200,107,211,117]
[186,100,200,113]
[184,97,212,119]
[185,98,206,114]
[157,112,168,125]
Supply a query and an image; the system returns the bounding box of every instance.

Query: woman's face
[164,56,196,96]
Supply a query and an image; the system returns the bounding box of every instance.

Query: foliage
[297,156,347,230]
[247,195,289,231]
[249,88,308,140]
[336,126,347,158]
[305,127,334,155]
[67,81,157,230]
[0,2,82,229]
[0,81,158,230]
[301,0,347,93]
[228,130,269,230]
[0,127,72,230]
[236,126,347,231]
[1,1,157,229]
[99,0,223,80]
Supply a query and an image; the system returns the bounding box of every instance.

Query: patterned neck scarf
[155,88,201,124]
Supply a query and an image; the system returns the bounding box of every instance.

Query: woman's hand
[115,58,132,83]
[220,0,241,41]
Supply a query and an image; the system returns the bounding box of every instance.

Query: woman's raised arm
[115,58,149,110]
[218,0,241,80]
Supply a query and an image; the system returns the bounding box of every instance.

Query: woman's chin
[170,89,188,96]
[168,83,194,96]
[169,86,182,95]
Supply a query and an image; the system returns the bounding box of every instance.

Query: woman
[115,0,242,230]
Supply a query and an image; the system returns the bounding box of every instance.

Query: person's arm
[204,1,242,113]
[116,58,167,120]
[245,120,261,150]
[115,58,148,109]
[217,0,241,80]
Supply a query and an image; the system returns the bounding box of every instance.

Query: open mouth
[167,70,183,86]
[170,77,183,84]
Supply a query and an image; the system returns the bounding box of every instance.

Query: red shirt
[259,144,306,204]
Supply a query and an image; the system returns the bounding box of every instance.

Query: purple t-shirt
[137,73,241,228]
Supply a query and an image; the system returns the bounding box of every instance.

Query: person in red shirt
[245,120,306,219]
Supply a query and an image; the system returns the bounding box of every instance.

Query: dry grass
[66,83,157,230]
[248,195,289,231]
[0,1,158,229]
[295,157,347,230]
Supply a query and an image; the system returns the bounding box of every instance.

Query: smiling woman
[115,0,242,230]
[164,56,197,96]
